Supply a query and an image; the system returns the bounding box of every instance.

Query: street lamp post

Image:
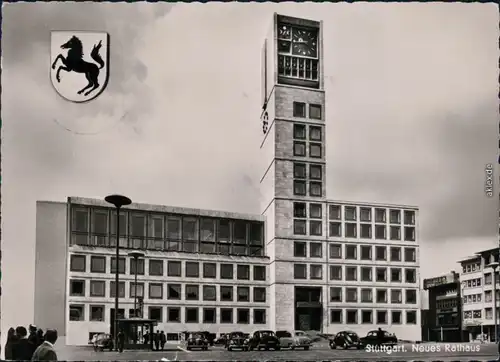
[105,194,132,351]
[129,251,145,318]
[490,261,499,342]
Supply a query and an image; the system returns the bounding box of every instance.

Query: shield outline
[50,31,110,103]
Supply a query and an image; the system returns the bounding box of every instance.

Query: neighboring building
[34,13,422,346]
[459,248,499,342]
[422,272,462,342]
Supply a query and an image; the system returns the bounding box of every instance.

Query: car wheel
[330,344,336,349]
[304,346,310,351]
[228,347,232,351]
[275,346,281,351]
[343,343,348,349]
[291,345,295,350]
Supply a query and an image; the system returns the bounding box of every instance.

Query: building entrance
[294,287,322,331]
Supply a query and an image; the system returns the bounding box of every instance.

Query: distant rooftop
[326,199,418,210]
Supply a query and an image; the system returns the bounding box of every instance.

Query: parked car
[186,332,209,351]
[93,333,114,352]
[247,330,281,351]
[215,334,228,346]
[226,332,250,351]
[360,330,398,347]
[276,330,311,350]
[329,331,363,350]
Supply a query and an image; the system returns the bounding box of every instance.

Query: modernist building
[33,14,421,346]
[422,272,462,342]
[459,247,499,341]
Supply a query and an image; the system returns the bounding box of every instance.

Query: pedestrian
[154,331,160,351]
[5,327,18,360]
[376,327,384,346]
[117,329,125,353]
[36,329,45,348]
[160,331,166,350]
[12,326,36,361]
[31,329,58,361]
[144,331,149,346]
[28,325,38,346]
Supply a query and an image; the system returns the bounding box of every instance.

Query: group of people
[142,330,167,351]
[4,325,58,361]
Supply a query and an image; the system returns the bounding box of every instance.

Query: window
[182,217,198,241]
[391,289,402,304]
[375,225,386,240]
[294,142,306,156]
[70,255,86,272]
[130,258,145,276]
[310,265,323,279]
[129,282,144,298]
[221,286,233,301]
[294,163,306,178]
[69,305,85,321]
[346,288,357,302]
[392,310,402,324]
[203,263,216,278]
[294,180,306,196]
[293,102,306,118]
[406,311,417,324]
[89,256,106,273]
[376,289,387,303]
[330,287,342,302]
[90,281,105,297]
[309,182,322,197]
[253,287,266,302]
[406,289,417,304]
[90,306,104,322]
[149,215,164,240]
[346,266,357,281]
[405,269,417,283]
[309,143,322,158]
[185,285,199,300]
[110,281,125,298]
[309,164,322,180]
[346,310,358,324]
[254,266,266,281]
[73,208,89,233]
[376,268,387,282]
[330,310,342,323]
[360,208,371,222]
[149,283,163,299]
[237,309,250,324]
[221,308,233,323]
[167,261,181,277]
[309,105,322,120]
[70,280,85,297]
[294,220,307,235]
[310,243,322,258]
[233,221,247,244]
[361,289,372,302]
[167,307,181,322]
[294,202,307,218]
[360,224,371,239]
[375,208,386,223]
[329,222,341,237]
[309,221,322,236]
[391,268,402,282]
[390,247,401,262]
[203,285,216,301]
[329,205,341,220]
[130,214,146,238]
[377,311,387,324]
[329,265,342,280]
[217,220,231,243]
[390,226,401,240]
[148,260,163,276]
[361,267,372,282]
[185,308,199,323]
[149,306,163,322]
[405,227,416,241]
[375,246,386,261]
[362,310,372,324]
[404,210,415,225]
[294,242,307,257]
[185,262,199,278]
[166,216,181,240]
[330,244,342,259]
[310,204,322,218]
[220,264,234,279]
[389,210,401,224]
[345,223,356,238]
[167,284,181,300]
[237,265,250,280]
[345,207,357,221]
[254,309,266,324]
[110,257,125,274]
[203,308,216,324]
[403,248,417,263]
[346,245,357,259]
[200,218,216,242]
[361,245,372,260]
[294,264,307,279]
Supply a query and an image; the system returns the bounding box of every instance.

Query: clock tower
[260,14,327,331]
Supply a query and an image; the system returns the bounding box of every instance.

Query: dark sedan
[360,330,398,347]
[329,331,363,350]
[247,330,280,351]
[226,332,249,351]
[186,333,209,351]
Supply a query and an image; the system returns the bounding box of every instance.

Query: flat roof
[326,199,418,210]
[66,197,265,222]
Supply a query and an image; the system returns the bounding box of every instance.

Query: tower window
[294,180,307,196]
[294,163,307,178]
[293,124,306,139]
[309,182,322,197]
[293,102,306,118]
[309,164,322,180]
[309,104,322,120]
[293,142,306,157]
[309,143,322,158]
[309,126,322,141]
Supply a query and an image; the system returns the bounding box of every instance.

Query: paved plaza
[55,343,499,361]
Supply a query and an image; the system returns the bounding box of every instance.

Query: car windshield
[276,331,292,338]
[190,333,203,339]
[231,332,244,338]
[261,331,275,337]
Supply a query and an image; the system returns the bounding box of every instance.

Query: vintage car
[226,331,250,351]
[329,331,363,350]
[276,330,311,350]
[247,330,280,351]
[360,330,398,347]
[93,333,114,351]
[186,332,209,351]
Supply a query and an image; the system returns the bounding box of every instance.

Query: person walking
[12,326,36,361]
[160,331,166,351]
[117,329,125,353]
[31,329,58,361]
[4,328,18,360]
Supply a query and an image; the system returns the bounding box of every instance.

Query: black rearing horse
[51,35,105,97]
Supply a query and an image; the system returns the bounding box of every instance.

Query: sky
[2,2,498,338]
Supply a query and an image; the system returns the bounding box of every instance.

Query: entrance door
[294,287,323,331]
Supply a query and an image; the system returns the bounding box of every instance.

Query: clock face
[291,28,318,57]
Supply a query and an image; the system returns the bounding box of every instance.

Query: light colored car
[276,330,311,350]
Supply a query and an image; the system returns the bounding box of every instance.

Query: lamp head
[105,194,132,208]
